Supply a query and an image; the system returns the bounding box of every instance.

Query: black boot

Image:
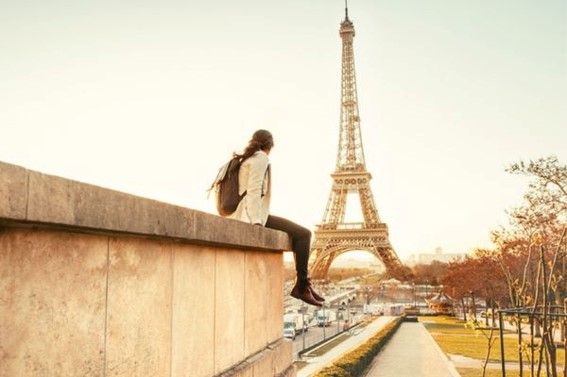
[301,277,325,302]
[309,285,325,302]
[291,278,323,307]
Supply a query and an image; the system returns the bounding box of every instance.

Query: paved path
[364,321,460,377]
[297,316,396,377]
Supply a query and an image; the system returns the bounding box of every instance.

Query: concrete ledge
[0,161,289,251]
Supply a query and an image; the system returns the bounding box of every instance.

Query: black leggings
[265,215,311,280]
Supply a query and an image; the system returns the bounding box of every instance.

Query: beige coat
[228,150,271,225]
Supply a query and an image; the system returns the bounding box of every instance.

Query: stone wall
[0,161,295,377]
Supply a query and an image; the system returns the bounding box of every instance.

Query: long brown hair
[233,129,274,161]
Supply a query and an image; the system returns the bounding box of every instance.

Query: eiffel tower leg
[374,246,411,281]
[311,263,327,280]
[311,252,335,280]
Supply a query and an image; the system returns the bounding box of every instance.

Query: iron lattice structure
[309,8,408,281]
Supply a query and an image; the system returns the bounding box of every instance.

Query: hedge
[312,316,403,377]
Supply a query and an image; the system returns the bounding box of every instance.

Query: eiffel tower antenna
[309,6,409,282]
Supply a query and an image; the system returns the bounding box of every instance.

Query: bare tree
[494,156,567,376]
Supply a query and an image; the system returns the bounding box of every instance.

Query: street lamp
[346,301,350,331]
[322,304,326,340]
[337,308,340,333]
[469,290,476,319]
[300,303,306,350]
[412,282,417,308]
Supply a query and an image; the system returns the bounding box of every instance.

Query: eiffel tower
[309,5,409,282]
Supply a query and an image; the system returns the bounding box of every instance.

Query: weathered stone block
[105,237,173,376]
[0,229,107,377]
[267,253,285,342]
[215,249,245,374]
[251,348,275,377]
[270,339,294,375]
[0,161,28,220]
[245,251,271,355]
[172,244,216,377]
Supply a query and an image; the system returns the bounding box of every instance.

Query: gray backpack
[209,158,245,216]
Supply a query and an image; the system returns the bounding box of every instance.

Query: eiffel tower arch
[309,6,410,282]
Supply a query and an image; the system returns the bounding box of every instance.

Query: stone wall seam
[243,251,247,357]
[24,168,30,220]
[213,246,217,373]
[169,243,175,377]
[103,235,111,377]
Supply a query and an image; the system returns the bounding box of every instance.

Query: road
[288,313,366,360]
[290,323,342,358]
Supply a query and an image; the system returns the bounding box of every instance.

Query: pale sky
[1,0,565,261]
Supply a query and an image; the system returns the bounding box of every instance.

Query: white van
[283,327,296,340]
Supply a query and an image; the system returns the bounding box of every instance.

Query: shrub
[312,317,403,377]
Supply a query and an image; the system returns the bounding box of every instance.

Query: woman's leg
[265,215,311,280]
[265,215,324,305]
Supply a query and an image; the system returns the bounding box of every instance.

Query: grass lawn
[421,315,566,375]
[457,368,510,377]
[457,368,549,377]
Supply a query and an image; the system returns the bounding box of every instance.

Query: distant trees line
[418,156,567,313]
